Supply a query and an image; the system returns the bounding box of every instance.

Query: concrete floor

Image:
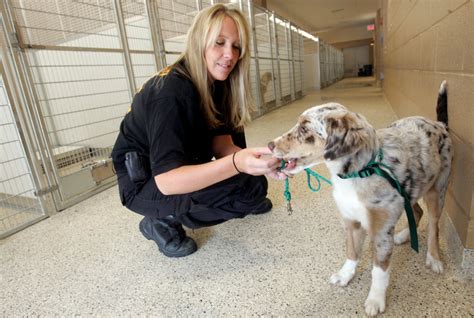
[1,77,473,316]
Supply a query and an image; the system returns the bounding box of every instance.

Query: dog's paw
[426,253,444,273]
[394,228,410,245]
[330,269,355,286]
[364,296,386,316]
[330,272,351,286]
[330,259,358,286]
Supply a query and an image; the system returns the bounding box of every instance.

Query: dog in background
[268,81,451,316]
[260,71,273,103]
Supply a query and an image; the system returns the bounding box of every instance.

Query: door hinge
[8,31,20,48]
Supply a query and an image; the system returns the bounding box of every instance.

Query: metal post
[289,23,296,100]
[247,0,263,114]
[272,12,282,106]
[299,30,305,95]
[266,11,277,106]
[145,0,165,71]
[316,40,321,89]
[113,0,137,95]
[148,0,168,70]
[285,21,294,100]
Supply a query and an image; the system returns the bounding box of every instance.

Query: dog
[260,71,273,102]
[268,81,452,316]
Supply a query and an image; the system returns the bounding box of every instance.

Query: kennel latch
[89,159,115,185]
[34,184,59,197]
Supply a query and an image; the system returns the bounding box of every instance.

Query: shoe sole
[139,220,196,258]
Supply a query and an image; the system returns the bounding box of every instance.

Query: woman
[112,4,285,258]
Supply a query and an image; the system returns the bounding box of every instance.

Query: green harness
[282,149,419,253]
[337,149,419,252]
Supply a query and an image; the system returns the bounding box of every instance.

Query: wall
[381,0,473,258]
[342,45,371,77]
[315,24,373,44]
[303,41,320,90]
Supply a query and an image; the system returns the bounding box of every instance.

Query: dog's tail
[436,80,448,126]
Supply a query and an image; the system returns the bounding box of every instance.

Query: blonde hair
[167,4,254,129]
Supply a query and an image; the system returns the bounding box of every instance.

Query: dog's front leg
[364,224,395,316]
[330,219,366,286]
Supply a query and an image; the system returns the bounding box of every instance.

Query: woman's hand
[234,147,287,180]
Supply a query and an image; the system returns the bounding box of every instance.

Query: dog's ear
[324,112,370,160]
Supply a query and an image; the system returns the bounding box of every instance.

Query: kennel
[0,0,309,238]
[319,40,344,88]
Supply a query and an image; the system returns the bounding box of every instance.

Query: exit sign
[367,24,375,31]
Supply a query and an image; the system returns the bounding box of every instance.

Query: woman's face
[205,16,241,81]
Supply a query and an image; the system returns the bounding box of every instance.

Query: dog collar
[337,149,419,253]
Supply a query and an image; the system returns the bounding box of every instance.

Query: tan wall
[381,0,474,248]
[253,0,267,9]
[332,38,372,50]
[314,24,374,44]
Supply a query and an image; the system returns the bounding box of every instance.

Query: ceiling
[266,0,379,34]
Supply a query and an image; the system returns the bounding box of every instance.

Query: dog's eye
[298,125,308,135]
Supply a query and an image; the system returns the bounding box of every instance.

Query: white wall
[304,53,320,90]
[342,45,371,77]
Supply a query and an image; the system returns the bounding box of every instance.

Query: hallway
[1,78,472,316]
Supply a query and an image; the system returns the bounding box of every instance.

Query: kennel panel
[120,0,154,51]
[3,0,148,208]
[275,18,292,102]
[10,0,121,50]
[130,53,158,89]
[249,58,260,117]
[258,59,276,106]
[291,29,303,97]
[120,0,159,86]
[252,8,277,111]
[24,47,130,204]
[0,73,47,239]
[253,10,272,59]
[157,0,198,55]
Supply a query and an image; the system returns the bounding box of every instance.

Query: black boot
[250,198,273,215]
[139,216,197,257]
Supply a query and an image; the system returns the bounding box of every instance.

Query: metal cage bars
[0,0,307,238]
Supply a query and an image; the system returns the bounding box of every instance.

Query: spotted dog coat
[269,81,452,316]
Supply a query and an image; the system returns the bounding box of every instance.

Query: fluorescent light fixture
[299,29,319,42]
[271,15,319,42]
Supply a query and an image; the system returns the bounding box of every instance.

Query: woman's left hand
[234,147,287,180]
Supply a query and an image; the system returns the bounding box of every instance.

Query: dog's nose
[268,141,275,151]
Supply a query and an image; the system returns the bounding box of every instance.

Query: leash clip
[286,201,293,215]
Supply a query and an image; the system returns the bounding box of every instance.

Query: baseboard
[442,213,474,279]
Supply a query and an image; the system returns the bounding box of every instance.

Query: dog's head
[260,72,273,86]
[268,103,375,175]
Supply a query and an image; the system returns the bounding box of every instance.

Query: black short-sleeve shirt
[111,67,232,176]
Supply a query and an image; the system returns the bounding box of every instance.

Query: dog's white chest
[332,179,369,228]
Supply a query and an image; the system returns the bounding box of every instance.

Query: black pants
[117,172,268,229]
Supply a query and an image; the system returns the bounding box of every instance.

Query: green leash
[337,149,419,253]
[282,161,332,215]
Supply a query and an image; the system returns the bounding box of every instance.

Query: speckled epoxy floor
[1,78,473,316]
